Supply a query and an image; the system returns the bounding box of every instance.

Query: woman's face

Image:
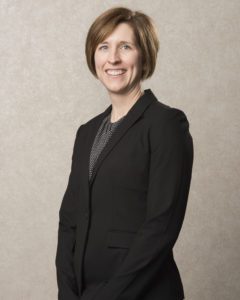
[94,22,142,95]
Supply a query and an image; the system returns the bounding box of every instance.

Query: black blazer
[55,89,194,300]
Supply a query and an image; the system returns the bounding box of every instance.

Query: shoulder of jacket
[74,108,108,139]
[145,100,191,152]
[146,99,189,127]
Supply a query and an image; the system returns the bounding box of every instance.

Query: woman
[56,6,194,300]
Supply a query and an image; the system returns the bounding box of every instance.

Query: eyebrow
[99,41,135,45]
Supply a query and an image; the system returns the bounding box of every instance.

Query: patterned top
[89,112,127,181]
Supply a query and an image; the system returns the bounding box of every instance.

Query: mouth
[105,69,127,77]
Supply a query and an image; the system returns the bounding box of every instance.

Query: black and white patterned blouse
[89,112,126,181]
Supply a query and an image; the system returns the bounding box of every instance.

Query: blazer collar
[88,88,158,187]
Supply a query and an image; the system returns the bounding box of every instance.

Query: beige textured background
[1,1,239,299]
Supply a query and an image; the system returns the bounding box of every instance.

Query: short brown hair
[85,7,160,80]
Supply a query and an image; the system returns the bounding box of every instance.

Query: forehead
[101,23,136,44]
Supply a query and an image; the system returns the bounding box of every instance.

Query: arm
[92,109,194,300]
[55,126,83,300]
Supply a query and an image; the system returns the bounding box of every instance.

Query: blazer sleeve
[92,109,194,300]
[55,126,83,300]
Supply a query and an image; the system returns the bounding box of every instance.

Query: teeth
[106,69,126,76]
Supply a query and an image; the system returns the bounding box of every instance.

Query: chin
[104,83,129,94]
[108,87,130,95]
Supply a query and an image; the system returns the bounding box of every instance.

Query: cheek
[127,55,142,71]
[95,57,106,71]
[94,53,102,68]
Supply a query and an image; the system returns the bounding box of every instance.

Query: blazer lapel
[88,89,157,188]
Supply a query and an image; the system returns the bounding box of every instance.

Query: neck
[108,85,144,122]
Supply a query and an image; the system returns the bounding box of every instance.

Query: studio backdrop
[0,1,239,299]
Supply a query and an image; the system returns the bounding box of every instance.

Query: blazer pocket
[107,230,137,249]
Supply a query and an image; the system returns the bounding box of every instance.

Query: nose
[107,47,121,64]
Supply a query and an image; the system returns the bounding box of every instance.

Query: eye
[97,44,131,51]
[121,44,131,50]
[99,45,108,50]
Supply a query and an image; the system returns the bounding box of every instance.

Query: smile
[105,69,127,76]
